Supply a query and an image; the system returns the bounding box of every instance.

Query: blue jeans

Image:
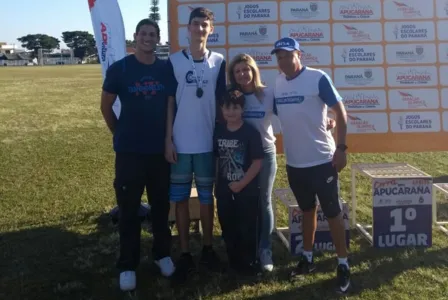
[259,146,277,251]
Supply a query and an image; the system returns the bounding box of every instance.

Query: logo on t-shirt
[243,111,265,118]
[217,138,245,181]
[127,76,165,98]
[185,70,210,86]
[276,95,305,105]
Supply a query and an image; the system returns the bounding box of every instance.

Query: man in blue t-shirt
[101,19,174,292]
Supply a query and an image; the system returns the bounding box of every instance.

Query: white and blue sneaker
[155,256,175,277]
[260,249,274,272]
[119,271,136,291]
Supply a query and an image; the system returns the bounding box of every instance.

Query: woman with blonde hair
[227,53,278,272]
[227,53,336,273]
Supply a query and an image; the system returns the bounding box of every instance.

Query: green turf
[1,65,447,300]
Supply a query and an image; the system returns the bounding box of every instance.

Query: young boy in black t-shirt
[213,88,264,274]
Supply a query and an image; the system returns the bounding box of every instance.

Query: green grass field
[1,65,448,300]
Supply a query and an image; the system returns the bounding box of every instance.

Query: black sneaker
[236,262,260,277]
[199,246,223,273]
[336,264,351,294]
[228,253,241,272]
[290,255,316,278]
[172,253,196,284]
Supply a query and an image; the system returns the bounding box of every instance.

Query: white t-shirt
[167,49,226,154]
[242,87,276,150]
[274,66,342,168]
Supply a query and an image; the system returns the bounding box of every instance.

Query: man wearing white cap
[271,37,350,294]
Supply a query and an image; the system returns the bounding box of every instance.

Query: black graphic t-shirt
[213,122,264,195]
[102,55,169,154]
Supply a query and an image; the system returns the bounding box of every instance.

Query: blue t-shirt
[102,55,169,154]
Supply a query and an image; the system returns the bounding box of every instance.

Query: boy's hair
[222,88,245,109]
[188,7,214,25]
[135,19,160,37]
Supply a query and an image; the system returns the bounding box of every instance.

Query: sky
[0,0,169,49]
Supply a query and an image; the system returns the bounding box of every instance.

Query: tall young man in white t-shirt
[165,7,227,283]
[271,37,351,294]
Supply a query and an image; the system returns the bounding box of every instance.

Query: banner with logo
[88,0,127,118]
[168,0,448,153]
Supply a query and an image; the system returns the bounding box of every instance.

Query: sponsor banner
[390,111,441,133]
[321,67,333,79]
[331,1,382,20]
[438,21,448,41]
[299,45,332,66]
[438,43,448,63]
[332,22,383,43]
[386,66,438,87]
[228,1,278,23]
[333,44,383,65]
[260,69,280,88]
[169,0,448,153]
[443,112,448,131]
[334,67,385,88]
[280,1,330,21]
[436,0,448,19]
[228,24,278,45]
[388,89,439,110]
[383,0,434,20]
[384,21,435,42]
[442,89,448,109]
[372,178,432,207]
[281,23,331,43]
[178,26,226,47]
[88,0,126,118]
[347,113,389,134]
[228,46,275,67]
[177,3,225,24]
[210,47,227,61]
[441,66,448,86]
[341,89,387,111]
[385,44,436,64]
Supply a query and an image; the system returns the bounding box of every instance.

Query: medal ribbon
[187,48,208,90]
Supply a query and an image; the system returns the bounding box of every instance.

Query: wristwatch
[337,144,348,152]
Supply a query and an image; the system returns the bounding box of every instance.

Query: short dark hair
[135,19,160,37]
[222,88,245,108]
[188,7,214,25]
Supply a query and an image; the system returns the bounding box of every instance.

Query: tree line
[16,32,137,60]
[16,0,162,60]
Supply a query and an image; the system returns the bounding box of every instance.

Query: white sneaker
[260,249,274,272]
[119,271,136,291]
[155,256,175,277]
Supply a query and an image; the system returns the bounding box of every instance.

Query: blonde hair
[227,53,266,102]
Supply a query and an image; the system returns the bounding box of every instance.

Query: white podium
[431,183,448,236]
[351,163,433,248]
[273,188,350,255]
